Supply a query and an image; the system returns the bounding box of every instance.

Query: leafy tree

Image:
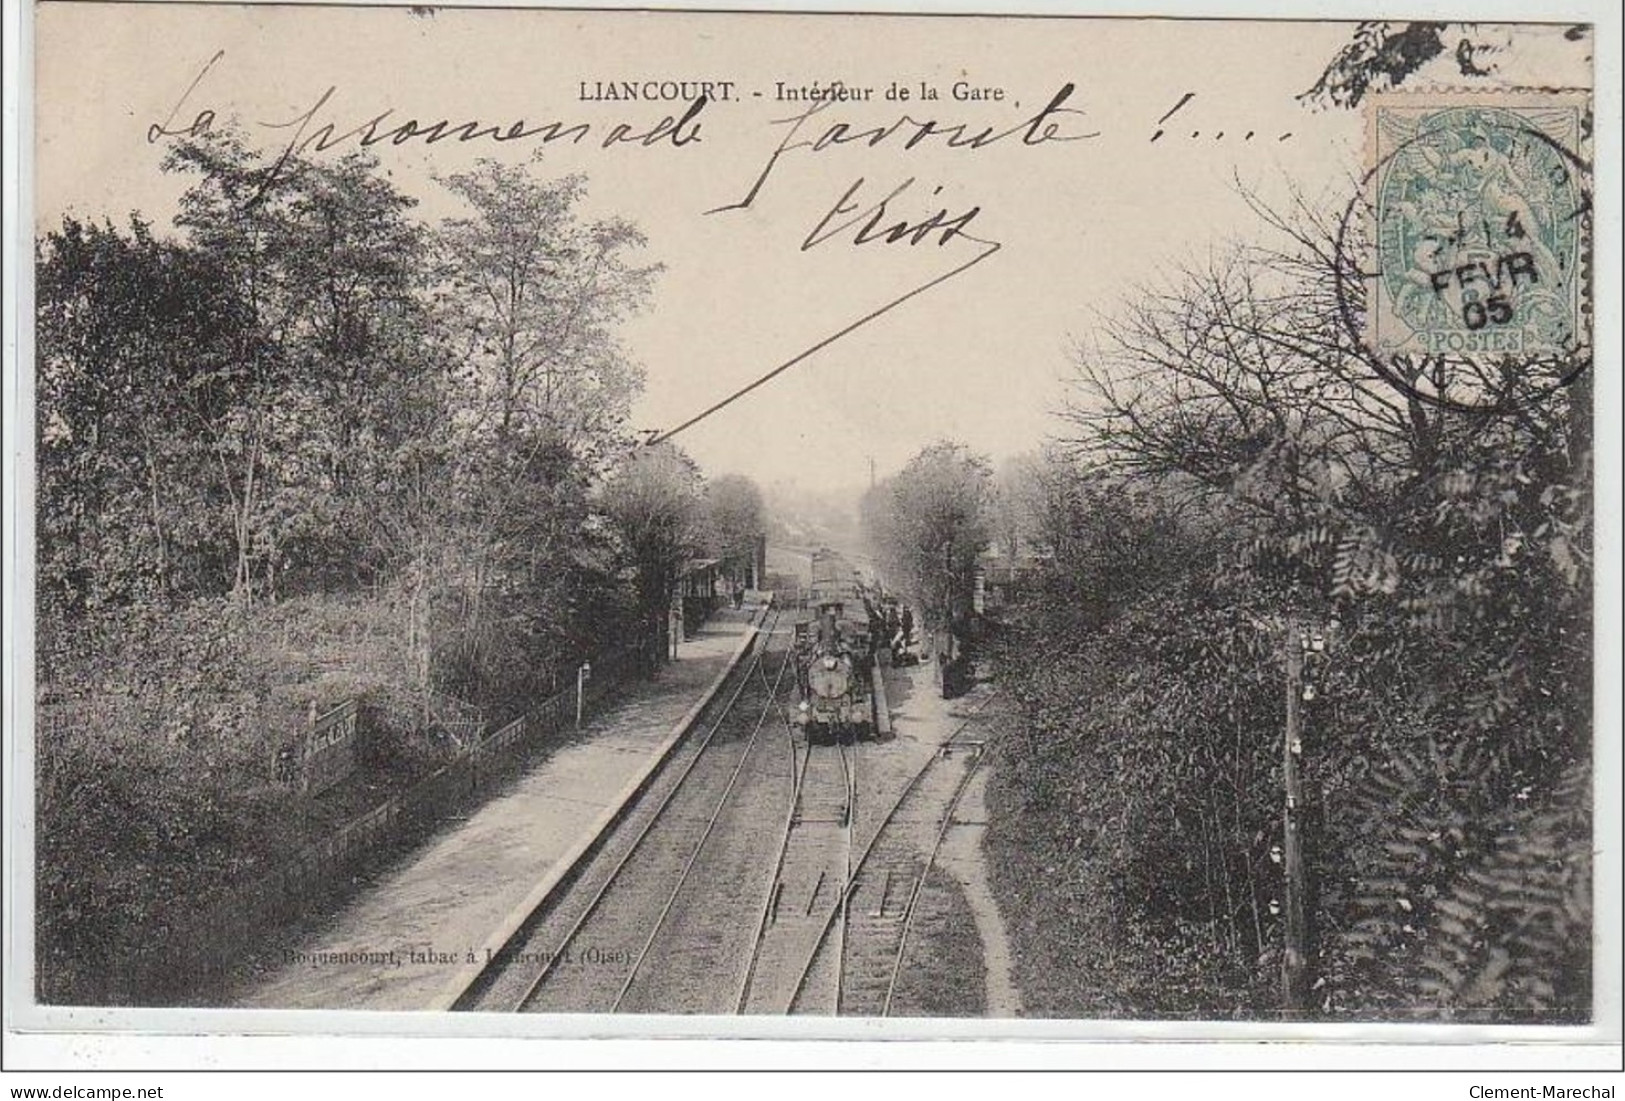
[701,473,767,585]
[997,180,1592,1020]
[600,444,706,660]
[415,158,663,702]
[271,152,440,590]
[990,451,1049,564]
[159,132,447,602]
[862,442,992,644]
[435,158,657,467]
[34,138,671,1003]
[36,216,249,620]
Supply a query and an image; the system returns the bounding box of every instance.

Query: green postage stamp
[1366,90,1591,360]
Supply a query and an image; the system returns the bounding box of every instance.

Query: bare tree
[1056,186,1569,531]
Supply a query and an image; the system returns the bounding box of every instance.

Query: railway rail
[451,600,999,1018]
[785,690,997,1017]
[452,606,789,1013]
[736,730,857,1014]
[609,636,798,1013]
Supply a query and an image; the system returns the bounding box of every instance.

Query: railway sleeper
[867,869,893,917]
[806,869,827,915]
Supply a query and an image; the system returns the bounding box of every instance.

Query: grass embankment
[980,711,1265,1021]
[981,744,1121,1020]
[889,868,988,1017]
[36,592,465,1005]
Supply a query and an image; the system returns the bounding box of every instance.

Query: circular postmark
[1338,92,1592,413]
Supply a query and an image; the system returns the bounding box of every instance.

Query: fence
[425,689,485,750]
[113,634,655,1005]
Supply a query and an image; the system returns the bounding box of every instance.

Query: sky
[32,7,1591,496]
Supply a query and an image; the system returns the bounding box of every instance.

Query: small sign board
[276,699,361,794]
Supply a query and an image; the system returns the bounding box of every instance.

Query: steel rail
[610,640,795,1011]
[880,731,990,1016]
[509,608,781,1012]
[784,690,999,1014]
[734,733,814,1014]
[831,735,856,1015]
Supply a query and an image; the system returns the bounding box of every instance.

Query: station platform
[236,607,765,1012]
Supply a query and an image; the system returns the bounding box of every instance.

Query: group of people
[877,601,915,663]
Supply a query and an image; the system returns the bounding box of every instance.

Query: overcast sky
[34,7,1589,496]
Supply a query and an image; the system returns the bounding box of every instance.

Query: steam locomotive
[793,549,881,743]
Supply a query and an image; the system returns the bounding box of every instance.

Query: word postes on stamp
[1365,91,1590,364]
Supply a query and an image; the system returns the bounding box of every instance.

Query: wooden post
[1282,619,1309,1017]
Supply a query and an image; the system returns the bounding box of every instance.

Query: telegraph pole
[1281,618,1309,1017]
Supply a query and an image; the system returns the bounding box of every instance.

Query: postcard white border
[4,0,1620,1071]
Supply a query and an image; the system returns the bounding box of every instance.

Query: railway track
[783,690,997,1017]
[609,637,799,1014]
[454,609,999,1018]
[456,607,792,1013]
[737,731,857,1014]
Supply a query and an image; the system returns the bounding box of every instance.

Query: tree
[701,474,767,586]
[33,136,673,1006]
[600,444,706,661]
[863,442,992,643]
[435,158,658,468]
[161,131,445,602]
[990,451,1048,565]
[418,158,661,702]
[36,215,251,619]
[1006,182,1591,1020]
[1064,218,1456,527]
[270,150,441,591]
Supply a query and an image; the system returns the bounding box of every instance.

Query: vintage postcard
[9,0,1617,1058]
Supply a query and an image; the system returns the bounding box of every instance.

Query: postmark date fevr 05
[1365,91,1590,360]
